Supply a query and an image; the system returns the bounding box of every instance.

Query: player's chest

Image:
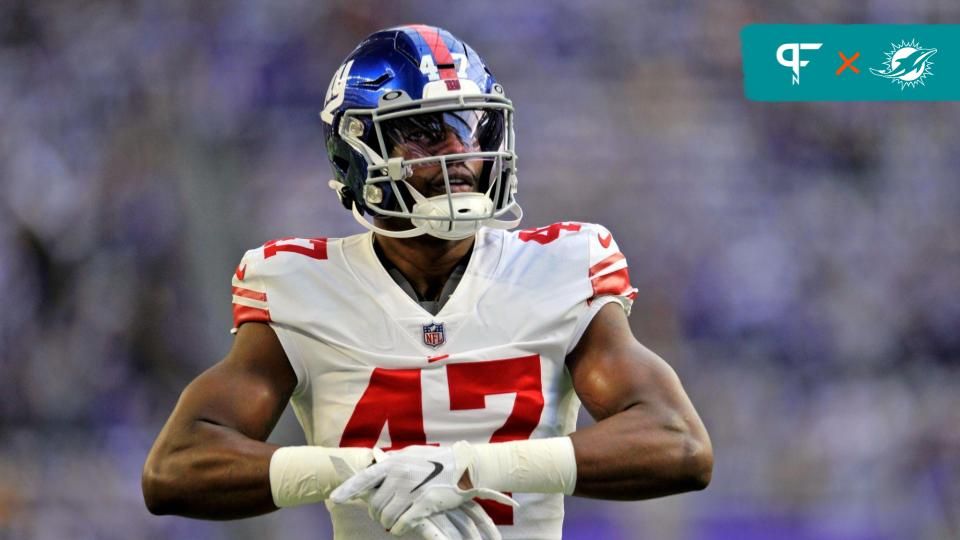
[300,337,574,455]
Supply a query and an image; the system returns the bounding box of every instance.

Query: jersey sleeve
[586,223,637,314]
[230,248,272,333]
[228,241,314,396]
[565,223,638,355]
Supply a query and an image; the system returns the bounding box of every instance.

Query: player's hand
[411,502,498,540]
[391,484,513,538]
[329,443,515,537]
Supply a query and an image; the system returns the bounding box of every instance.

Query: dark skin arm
[566,302,713,499]
[142,322,296,519]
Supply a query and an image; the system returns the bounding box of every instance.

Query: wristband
[455,437,577,496]
[269,446,374,507]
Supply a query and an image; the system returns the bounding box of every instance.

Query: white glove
[391,479,513,537]
[412,501,498,540]
[329,443,516,538]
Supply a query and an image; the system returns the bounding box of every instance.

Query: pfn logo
[776,43,823,85]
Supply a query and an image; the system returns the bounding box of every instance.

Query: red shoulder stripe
[233,304,271,327]
[588,253,625,278]
[591,267,633,298]
[232,286,267,302]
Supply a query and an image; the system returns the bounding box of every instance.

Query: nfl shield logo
[422,322,445,348]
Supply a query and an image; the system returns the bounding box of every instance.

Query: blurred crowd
[1,1,958,539]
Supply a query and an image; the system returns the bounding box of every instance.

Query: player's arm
[142,322,295,519]
[566,302,713,499]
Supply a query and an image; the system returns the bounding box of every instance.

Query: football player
[143,25,712,540]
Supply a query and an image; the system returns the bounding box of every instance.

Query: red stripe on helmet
[406,24,459,81]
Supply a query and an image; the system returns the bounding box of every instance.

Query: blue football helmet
[321,25,521,239]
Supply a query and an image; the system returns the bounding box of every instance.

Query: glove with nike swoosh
[330,442,516,539]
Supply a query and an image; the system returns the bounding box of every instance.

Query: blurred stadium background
[1,1,958,539]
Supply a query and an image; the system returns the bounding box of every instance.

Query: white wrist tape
[269,446,374,508]
[456,437,577,495]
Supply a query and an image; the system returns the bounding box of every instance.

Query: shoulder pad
[230,237,330,331]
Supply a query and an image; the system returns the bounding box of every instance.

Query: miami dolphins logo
[870,39,937,89]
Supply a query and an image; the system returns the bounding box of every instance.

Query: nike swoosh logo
[598,233,613,249]
[410,461,444,493]
[235,263,247,281]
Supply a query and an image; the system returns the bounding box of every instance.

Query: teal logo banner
[742,25,960,101]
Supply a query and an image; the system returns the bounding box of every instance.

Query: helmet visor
[379,109,506,161]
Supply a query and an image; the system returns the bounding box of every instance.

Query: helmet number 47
[419,53,470,81]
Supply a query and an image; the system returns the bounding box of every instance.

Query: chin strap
[329,179,523,240]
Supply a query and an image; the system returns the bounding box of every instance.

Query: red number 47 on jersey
[340,354,545,525]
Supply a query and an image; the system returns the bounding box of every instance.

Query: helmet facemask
[334,90,521,240]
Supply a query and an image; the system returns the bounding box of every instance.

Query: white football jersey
[230,222,636,540]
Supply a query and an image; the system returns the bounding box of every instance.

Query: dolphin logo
[870,40,937,89]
